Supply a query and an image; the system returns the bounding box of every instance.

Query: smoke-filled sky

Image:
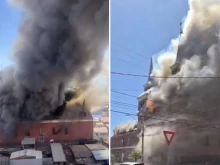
[0,0,109,109]
[0,0,109,136]
[149,0,220,119]
[111,0,188,135]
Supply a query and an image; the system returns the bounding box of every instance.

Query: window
[39,135,44,142]
[26,131,30,136]
[64,128,68,135]
[121,138,124,145]
[52,128,55,135]
[127,137,130,145]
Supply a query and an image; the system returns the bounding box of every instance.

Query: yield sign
[163,131,175,145]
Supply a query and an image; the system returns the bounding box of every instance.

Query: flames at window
[146,100,155,113]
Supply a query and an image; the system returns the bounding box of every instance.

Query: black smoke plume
[0,0,109,136]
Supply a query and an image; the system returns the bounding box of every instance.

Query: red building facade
[0,119,93,145]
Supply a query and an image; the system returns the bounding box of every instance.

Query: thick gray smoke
[137,0,220,164]
[149,0,220,119]
[0,0,109,136]
[113,121,137,135]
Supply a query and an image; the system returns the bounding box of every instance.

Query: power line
[112,42,147,59]
[111,90,137,98]
[112,72,147,78]
[111,109,220,137]
[111,90,208,115]
[112,71,220,79]
[112,89,143,92]
[111,101,137,107]
[111,109,189,124]
[112,56,146,70]
[111,48,142,61]
[111,105,137,111]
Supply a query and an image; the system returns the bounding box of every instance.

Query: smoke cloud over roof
[149,0,220,118]
[0,0,109,136]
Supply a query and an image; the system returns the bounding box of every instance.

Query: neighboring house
[111,130,140,163]
[95,122,105,127]
[100,116,109,125]
[93,127,109,141]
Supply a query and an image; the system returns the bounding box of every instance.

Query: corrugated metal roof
[94,127,108,133]
[85,144,107,151]
[69,145,92,158]
[75,157,95,164]
[73,151,92,158]
[10,150,42,159]
[70,145,89,152]
[50,143,66,162]
[91,150,109,161]
[21,138,36,145]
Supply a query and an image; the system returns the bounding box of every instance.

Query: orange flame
[146,100,155,113]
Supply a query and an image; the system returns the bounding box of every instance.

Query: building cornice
[111,130,139,138]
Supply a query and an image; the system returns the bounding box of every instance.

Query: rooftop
[92,150,109,161]
[69,143,108,164]
[50,143,66,162]
[20,119,93,124]
[85,144,107,151]
[10,149,42,160]
[94,127,108,134]
[21,138,35,145]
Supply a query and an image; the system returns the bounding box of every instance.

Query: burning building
[0,0,109,145]
[135,0,220,164]
[0,0,109,148]
[0,89,94,146]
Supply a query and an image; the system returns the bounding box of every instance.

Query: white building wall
[10,159,43,165]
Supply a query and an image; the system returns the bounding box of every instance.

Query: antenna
[179,21,183,35]
[176,21,183,60]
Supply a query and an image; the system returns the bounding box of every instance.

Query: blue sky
[0,1,21,67]
[110,0,189,135]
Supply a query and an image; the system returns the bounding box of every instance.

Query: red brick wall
[0,120,93,145]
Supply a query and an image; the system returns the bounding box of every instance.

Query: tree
[128,150,141,162]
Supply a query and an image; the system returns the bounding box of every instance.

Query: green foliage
[128,150,141,162]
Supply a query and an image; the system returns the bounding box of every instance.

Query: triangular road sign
[163,131,175,146]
